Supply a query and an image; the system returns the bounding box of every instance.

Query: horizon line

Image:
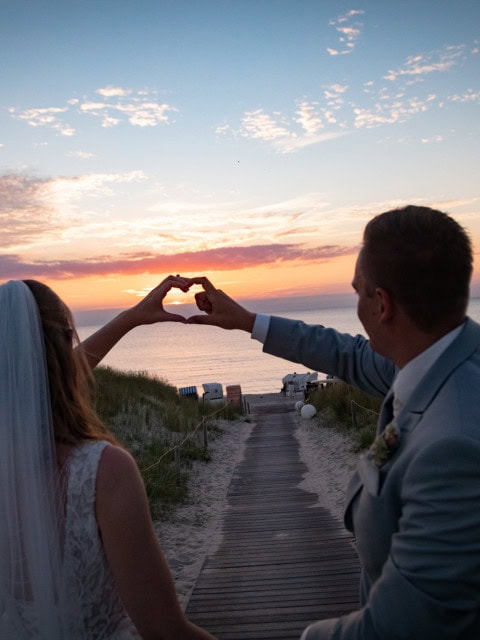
[73,291,358,325]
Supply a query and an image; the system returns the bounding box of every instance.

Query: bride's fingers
[148,276,190,298]
[165,275,191,289]
[163,313,187,323]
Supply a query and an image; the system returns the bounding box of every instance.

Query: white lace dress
[63,440,141,639]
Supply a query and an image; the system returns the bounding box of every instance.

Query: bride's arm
[77,276,190,370]
[95,445,217,640]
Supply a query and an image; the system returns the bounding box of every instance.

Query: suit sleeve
[301,435,480,640]
[263,316,395,398]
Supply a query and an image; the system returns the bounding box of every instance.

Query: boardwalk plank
[186,398,360,640]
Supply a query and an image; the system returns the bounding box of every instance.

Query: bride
[0,277,216,639]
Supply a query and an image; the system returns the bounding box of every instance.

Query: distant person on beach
[187,205,480,640]
[0,276,216,639]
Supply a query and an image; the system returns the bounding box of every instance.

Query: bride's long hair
[23,280,117,446]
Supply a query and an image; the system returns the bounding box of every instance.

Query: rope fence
[140,401,233,474]
[350,399,380,429]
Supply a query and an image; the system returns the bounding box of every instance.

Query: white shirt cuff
[251,313,271,343]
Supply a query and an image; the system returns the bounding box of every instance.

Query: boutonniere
[366,422,401,469]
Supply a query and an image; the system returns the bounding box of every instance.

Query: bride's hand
[126,275,191,325]
[78,275,191,370]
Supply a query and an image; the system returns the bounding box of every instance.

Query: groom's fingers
[194,291,213,313]
[187,313,215,325]
[163,312,187,323]
[188,276,217,294]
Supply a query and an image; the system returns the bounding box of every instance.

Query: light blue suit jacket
[263,316,480,639]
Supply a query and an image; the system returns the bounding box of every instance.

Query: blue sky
[1,0,479,309]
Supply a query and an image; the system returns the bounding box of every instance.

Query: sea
[76,297,480,396]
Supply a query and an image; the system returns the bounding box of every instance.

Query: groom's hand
[187,277,256,333]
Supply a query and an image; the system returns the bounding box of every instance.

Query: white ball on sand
[301,404,317,419]
[295,400,304,411]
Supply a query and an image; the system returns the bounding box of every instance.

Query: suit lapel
[376,391,395,434]
[400,318,480,433]
[344,318,480,531]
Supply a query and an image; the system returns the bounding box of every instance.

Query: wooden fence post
[203,422,208,449]
[351,400,357,430]
[174,448,180,480]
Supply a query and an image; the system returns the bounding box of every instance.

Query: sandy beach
[154,392,359,609]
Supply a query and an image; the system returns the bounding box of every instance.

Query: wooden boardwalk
[186,398,361,639]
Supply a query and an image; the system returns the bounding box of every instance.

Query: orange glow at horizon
[43,253,358,312]
[36,247,480,313]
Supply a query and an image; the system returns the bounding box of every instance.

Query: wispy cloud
[229,98,349,153]
[8,105,75,136]
[2,167,477,289]
[219,38,479,150]
[9,86,178,135]
[327,10,365,56]
[384,45,465,82]
[0,168,360,277]
[421,134,443,144]
[0,170,150,251]
[95,86,131,98]
[351,43,470,129]
[353,94,436,128]
[448,89,480,104]
[0,173,59,246]
[0,168,340,261]
[0,243,357,281]
[295,102,323,135]
[47,170,147,205]
[241,109,291,141]
[68,150,95,159]
[80,87,177,127]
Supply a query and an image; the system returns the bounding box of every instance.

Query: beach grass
[309,381,381,451]
[93,366,245,519]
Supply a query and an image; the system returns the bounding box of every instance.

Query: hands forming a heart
[79,274,255,371]
[129,274,256,333]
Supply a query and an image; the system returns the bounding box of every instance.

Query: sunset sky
[1,0,479,311]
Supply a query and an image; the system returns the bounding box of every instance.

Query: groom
[187,205,480,640]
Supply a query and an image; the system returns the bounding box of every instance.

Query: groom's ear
[375,287,394,323]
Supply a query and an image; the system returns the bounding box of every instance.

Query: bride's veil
[0,281,72,638]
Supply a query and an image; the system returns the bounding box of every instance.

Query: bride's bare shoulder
[98,443,139,480]
[96,443,149,526]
